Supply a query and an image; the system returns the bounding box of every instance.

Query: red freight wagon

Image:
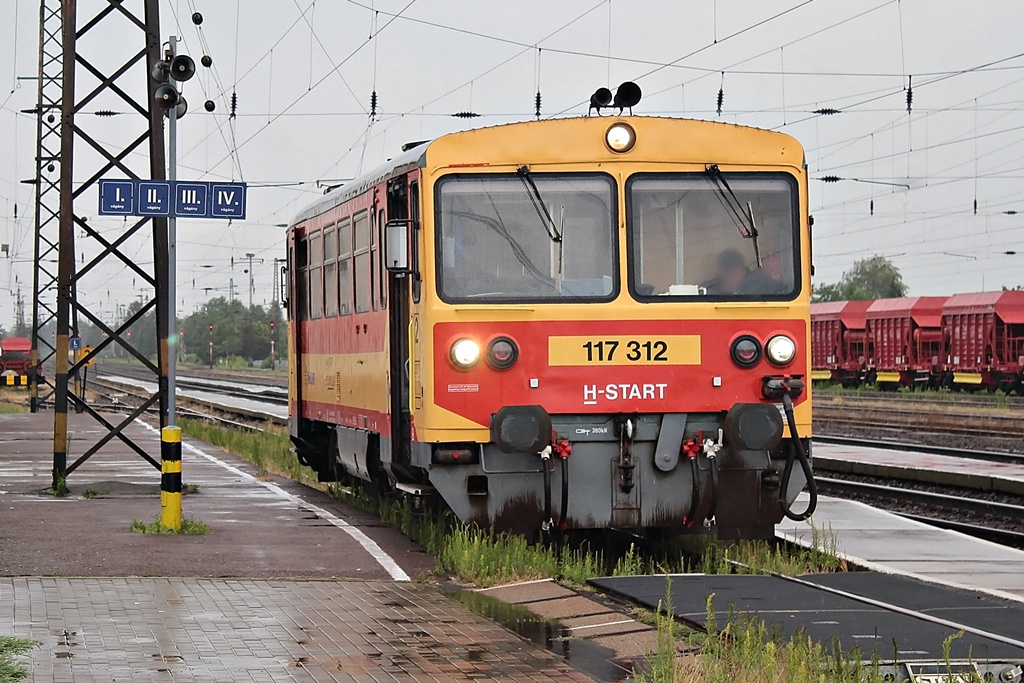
[942,291,1024,393]
[0,337,33,377]
[810,300,872,386]
[866,296,948,389]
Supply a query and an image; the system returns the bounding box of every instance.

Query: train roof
[810,300,871,328]
[0,337,31,352]
[289,115,804,228]
[943,290,1024,323]
[866,296,947,328]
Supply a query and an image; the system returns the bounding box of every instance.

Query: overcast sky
[1,0,1023,330]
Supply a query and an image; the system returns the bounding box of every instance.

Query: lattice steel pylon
[27,0,64,413]
[44,0,170,488]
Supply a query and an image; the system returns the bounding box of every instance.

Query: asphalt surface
[0,412,433,580]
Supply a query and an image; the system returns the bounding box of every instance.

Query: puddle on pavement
[449,590,631,683]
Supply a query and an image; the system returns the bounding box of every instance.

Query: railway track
[814,389,1024,409]
[87,377,285,430]
[71,366,1024,551]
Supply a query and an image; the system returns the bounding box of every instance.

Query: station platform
[814,440,1024,495]
[0,412,596,682]
[778,494,1024,601]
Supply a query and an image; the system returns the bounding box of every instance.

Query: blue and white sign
[69,336,82,351]
[174,182,209,217]
[98,180,134,215]
[210,183,246,219]
[97,180,247,220]
[138,181,171,216]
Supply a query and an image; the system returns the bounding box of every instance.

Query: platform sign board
[174,182,209,217]
[98,180,134,215]
[138,181,171,216]
[97,180,246,220]
[69,336,82,351]
[210,183,246,219]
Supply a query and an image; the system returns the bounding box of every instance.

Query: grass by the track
[0,636,35,683]
[0,400,27,414]
[175,418,845,586]
[179,418,909,681]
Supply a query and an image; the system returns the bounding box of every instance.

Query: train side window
[309,230,324,320]
[377,208,387,309]
[354,210,371,314]
[323,225,338,317]
[338,218,353,316]
[410,181,421,304]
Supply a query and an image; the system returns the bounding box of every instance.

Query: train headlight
[450,339,481,369]
[765,335,797,366]
[605,122,636,153]
[486,337,519,370]
[730,335,762,368]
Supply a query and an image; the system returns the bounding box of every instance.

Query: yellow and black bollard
[160,426,182,530]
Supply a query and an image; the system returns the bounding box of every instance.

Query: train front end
[408,116,813,540]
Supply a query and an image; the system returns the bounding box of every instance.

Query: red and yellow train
[285,113,815,540]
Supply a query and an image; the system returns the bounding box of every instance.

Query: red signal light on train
[486,337,519,370]
[730,335,762,368]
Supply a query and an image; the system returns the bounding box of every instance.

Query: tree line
[2,297,284,367]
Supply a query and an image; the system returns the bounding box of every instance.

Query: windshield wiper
[705,164,762,268]
[516,165,562,243]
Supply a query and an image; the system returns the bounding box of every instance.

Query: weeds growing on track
[130,517,211,535]
[0,636,36,683]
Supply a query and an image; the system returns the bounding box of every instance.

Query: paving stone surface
[2,577,596,682]
[0,413,599,681]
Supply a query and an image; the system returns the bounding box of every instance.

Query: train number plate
[548,335,701,366]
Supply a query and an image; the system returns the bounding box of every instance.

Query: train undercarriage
[292,399,814,541]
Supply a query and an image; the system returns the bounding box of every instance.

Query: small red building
[942,291,1024,392]
[866,296,948,388]
[810,300,872,386]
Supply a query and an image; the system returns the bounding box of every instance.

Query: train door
[288,228,307,438]
[386,176,412,465]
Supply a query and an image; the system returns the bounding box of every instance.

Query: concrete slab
[814,442,1024,495]
[517,595,620,620]
[589,573,1024,661]
[477,579,577,604]
[1,577,596,682]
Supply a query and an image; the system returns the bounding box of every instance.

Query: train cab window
[324,226,338,317]
[354,210,371,314]
[309,230,324,319]
[436,173,617,303]
[627,173,798,301]
[338,218,353,316]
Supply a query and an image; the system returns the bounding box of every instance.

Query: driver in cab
[702,248,780,296]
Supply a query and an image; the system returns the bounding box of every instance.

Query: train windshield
[628,173,799,301]
[436,173,617,302]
